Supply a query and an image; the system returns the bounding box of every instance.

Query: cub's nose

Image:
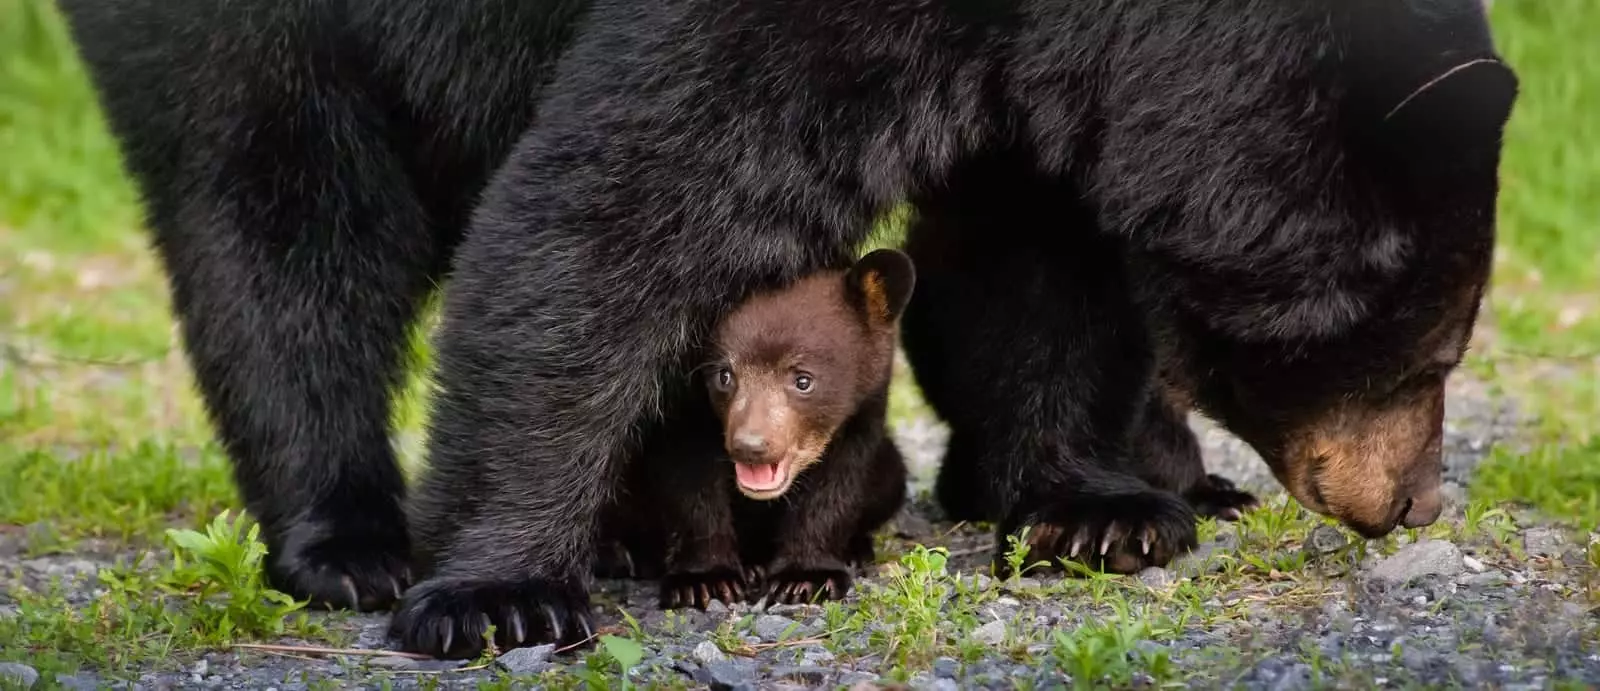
[731,430,768,460]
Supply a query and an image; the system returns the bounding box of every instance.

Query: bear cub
[596,248,916,609]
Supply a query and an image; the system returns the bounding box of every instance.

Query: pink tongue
[736,463,782,490]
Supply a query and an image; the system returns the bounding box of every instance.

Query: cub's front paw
[1184,473,1259,521]
[760,562,853,606]
[658,567,750,610]
[390,576,594,659]
[1000,489,1197,576]
[267,517,413,612]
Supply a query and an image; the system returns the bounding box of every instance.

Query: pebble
[798,646,834,666]
[1366,540,1465,586]
[1462,555,1487,572]
[1137,566,1174,589]
[754,614,798,641]
[1171,534,1235,578]
[1460,571,1508,587]
[932,657,960,679]
[972,619,1008,645]
[694,640,729,665]
[1522,528,1564,558]
[496,644,555,675]
[53,673,100,691]
[0,663,39,689]
[366,656,418,671]
[1304,525,1349,555]
[839,671,880,686]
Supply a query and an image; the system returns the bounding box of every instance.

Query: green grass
[1463,0,1600,528]
[1,0,1597,684]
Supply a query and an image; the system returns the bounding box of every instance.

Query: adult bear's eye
[794,374,813,392]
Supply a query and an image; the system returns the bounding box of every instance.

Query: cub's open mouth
[734,458,794,499]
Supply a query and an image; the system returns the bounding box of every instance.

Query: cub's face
[705,249,915,500]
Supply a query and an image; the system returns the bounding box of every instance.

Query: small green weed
[570,634,646,690]
[1048,602,1178,689]
[1000,527,1053,581]
[160,509,308,639]
[828,544,991,671]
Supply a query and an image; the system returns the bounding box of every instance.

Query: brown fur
[596,249,917,608]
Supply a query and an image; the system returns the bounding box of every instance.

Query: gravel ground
[2,374,1597,690]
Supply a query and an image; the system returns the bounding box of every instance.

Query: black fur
[57,0,1515,658]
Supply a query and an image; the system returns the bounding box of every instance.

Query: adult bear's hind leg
[1129,386,1259,521]
[900,154,1198,575]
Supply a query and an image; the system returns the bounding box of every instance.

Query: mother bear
[59,0,1516,658]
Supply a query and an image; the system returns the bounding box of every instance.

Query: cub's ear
[845,248,917,326]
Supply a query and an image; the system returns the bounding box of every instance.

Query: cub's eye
[714,368,734,391]
[794,373,813,392]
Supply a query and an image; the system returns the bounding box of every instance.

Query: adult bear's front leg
[900,153,1200,575]
[390,101,865,661]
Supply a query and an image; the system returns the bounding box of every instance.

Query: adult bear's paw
[267,518,413,612]
[658,566,751,610]
[1184,473,1259,521]
[998,489,1198,576]
[390,576,595,659]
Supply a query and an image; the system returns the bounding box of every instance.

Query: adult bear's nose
[1397,485,1443,528]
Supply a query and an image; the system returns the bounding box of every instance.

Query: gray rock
[0,663,39,689]
[706,660,757,690]
[1137,566,1174,589]
[693,640,728,665]
[932,657,960,679]
[1522,528,1564,557]
[54,673,100,691]
[927,680,961,691]
[890,508,934,539]
[1366,540,1465,586]
[497,644,555,675]
[972,619,1009,645]
[1269,663,1313,691]
[771,665,831,685]
[1304,525,1349,555]
[754,613,799,641]
[0,605,17,621]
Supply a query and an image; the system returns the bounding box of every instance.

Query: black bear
[578,248,912,620]
[58,0,1518,659]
